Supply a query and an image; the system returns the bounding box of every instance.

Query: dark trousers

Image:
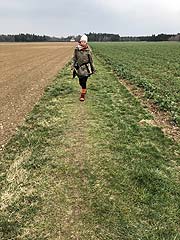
[79,77,88,89]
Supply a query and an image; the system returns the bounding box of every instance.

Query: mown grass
[0,58,180,239]
[90,42,180,125]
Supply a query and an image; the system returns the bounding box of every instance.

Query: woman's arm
[88,50,96,73]
[72,48,78,69]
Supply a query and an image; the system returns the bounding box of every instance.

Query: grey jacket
[72,45,95,78]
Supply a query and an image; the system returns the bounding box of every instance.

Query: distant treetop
[0,32,179,42]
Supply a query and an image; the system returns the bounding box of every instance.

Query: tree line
[0,33,60,42]
[85,32,180,42]
[0,32,180,42]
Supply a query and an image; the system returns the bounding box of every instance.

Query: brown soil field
[0,42,75,146]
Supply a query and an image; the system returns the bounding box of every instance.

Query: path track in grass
[0,58,180,239]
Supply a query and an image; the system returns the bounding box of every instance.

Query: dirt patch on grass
[57,102,92,239]
[119,78,180,142]
[0,42,75,147]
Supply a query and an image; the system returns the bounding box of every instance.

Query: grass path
[0,58,180,239]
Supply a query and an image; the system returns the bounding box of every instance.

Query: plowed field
[0,42,74,146]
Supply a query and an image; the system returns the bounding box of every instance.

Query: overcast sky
[0,0,180,37]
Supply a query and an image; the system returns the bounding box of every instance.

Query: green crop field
[90,42,180,125]
[0,56,180,239]
[0,40,180,240]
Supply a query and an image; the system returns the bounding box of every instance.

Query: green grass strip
[90,42,180,125]
[0,59,180,240]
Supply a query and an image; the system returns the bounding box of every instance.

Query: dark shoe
[80,93,85,101]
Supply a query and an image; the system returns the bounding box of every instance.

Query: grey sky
[0,0,180,36]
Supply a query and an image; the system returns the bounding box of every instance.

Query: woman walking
[72,34,95,101]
